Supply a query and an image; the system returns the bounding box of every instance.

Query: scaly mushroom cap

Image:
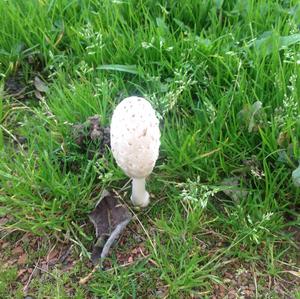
[110,96,160,178]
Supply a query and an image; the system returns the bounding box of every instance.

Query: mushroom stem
[131,178,150,207]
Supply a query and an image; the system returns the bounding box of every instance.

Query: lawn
[0,0,299,298]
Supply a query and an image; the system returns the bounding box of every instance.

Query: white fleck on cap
[110,96,160,178]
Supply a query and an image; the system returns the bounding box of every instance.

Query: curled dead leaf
[89,191,132,265]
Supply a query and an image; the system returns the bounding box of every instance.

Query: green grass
[0,0,299,297]
[0,266,22,298]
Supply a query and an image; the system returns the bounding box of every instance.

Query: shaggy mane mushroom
[110,96,160,207]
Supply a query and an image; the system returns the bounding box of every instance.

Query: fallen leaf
[277,131,290,147]
[21,273,29,283]
[89,191,132,265]
[127,256,133,263]
[5,259,18,267]
[0,216,9,225]
[47,249,59,262]
[1,242,10,249]
[34,76,48,93]
[18,253,27,265]
[17,269,27,278]
[12,246,24,255]
[34,89,44,100]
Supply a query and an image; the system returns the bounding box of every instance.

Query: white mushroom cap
[110,96,160,179]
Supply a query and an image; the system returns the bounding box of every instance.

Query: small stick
[79,266,98,285]
[23,260,40,294]
[100,219,131,262]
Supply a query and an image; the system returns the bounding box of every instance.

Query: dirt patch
[212,260,299,299]
[4,71,27,99]
[0,216,148,297]
[72,115,110,158]
[0,231,75,296]
[101,221,149,269]
[3,54,48,101]
[212,262,257,299]
[1,215,298,298]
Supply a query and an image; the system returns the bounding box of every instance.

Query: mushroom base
[131,178,150,207]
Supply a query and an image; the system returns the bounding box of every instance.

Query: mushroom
[110,96,160,207]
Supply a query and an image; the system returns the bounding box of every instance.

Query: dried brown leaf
[17,253,27,265]
[12,246,24,255]
[89,191,132,265]
[47,249,59,262]
[17,269,27,278]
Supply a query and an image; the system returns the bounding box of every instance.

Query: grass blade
[97,64,138,74]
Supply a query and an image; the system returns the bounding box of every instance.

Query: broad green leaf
[156,17,169,32]
[232,0,250,16]
[248,101,262,133]
[0,49,10,56]
[195,36,212,48]
[253,31,300,55]
[173,18,191,32]
[289,4,300,24]
[215,0,224,9]
[97,64,138,75]
[252,31,274,54]
[292,164,300,187]
[280,34,300,48]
